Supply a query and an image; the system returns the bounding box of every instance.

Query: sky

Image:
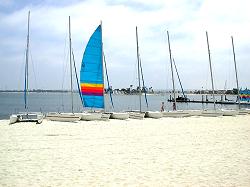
[0,0,249,91]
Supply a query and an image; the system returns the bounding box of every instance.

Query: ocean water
[0,92,245,119]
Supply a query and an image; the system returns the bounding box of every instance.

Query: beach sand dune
[0,116,250,186]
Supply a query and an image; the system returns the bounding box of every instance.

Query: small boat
[77,112,102,121]
[110,112,129,120]
[162,110,190,118]
[200,110,223,117]
[184,110,202,116]
[100,113,111,120]
[220,109,238,116]
[10,113,43,124]
[10,12,44,125]
[128,111,145,119]
[145,111,163,119]
[238,109,248,115]
[46,112,80,122]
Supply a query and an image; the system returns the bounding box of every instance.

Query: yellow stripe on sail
[81,83,104,88]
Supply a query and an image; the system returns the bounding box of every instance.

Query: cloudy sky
[0,0,249,91]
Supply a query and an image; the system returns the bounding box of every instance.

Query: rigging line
[103,52,114,109]
[173,58,186,98]
[72,48,84,109]
[139,56,148,108]
[29,47,38,90]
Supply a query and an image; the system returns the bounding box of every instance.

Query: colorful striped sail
[80,25,104,108]
[240,89,250,101]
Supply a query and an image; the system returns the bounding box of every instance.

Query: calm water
[0,92,247,119]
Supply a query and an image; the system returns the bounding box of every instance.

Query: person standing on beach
[161,102,165,112]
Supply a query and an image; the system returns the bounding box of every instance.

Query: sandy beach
[0,115,250,186]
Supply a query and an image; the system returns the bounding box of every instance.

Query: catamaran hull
[77,113,102,121]
[145,111,163,119]
[162,111,190,118]
[128,112,145,119]
[220,109,238,116]
[46,113,80,122]
[200,110,223,117]
[10,113,44,124]
[101,113,111,120]
[110,112,129,120]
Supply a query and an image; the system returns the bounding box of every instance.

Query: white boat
[220,109,238,116]
[9,12,44,125]
[184,110,202,116]
[128,111,145,119]
[145,111,163,119]
[46,112,80,122]
[110,112,129,120]
[101,113,111,120]
[10,113,43,124]
[77,112,102,121]
[162,110,190,118]
[238,109,248,115]
[200,110,223,117]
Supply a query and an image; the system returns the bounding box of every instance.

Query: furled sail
[80,25,104,108]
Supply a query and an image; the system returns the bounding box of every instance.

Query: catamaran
[46,16,81,122]
[162,31,190,118]
[79,23,129,120]
[10,11,44,124]
[200,31,223,117]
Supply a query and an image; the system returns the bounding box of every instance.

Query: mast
[69,16,73,113]
[231,36,241,109]
[136,26,142,112]
[167,31,176,110]
[206,31,216,110]
[24,11,30,110]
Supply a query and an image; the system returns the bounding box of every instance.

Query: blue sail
[80,25,104,108]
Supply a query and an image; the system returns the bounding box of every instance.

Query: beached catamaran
[162,31,190,117]
[46,16,81,122]
[79,23,128,120]
[10,11,43,124]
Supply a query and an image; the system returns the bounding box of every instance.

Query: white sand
[0,115,250,186]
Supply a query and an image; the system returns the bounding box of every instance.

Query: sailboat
[9,11,44,124]
[46,16,81,122]
[127,26,147,120]
[200,31,223,117]
[79,23,128,120]
[103,53,129,120]
[162,31,190,118]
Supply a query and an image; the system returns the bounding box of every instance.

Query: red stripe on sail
[81,91,103,96]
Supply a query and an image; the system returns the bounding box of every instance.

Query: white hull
[238,109,248,115]
[162,110,190,118]
[145,111,163,119]
[10,113,44,124]
[128,112,145,119]
[77,112,102,121]
[110,112,129,120]
[101,113,111,120]
[200,110,223,117]
[9,115,18,124]
[184,110,202,116]
[46,113,80,122]
[220,109,238,116]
